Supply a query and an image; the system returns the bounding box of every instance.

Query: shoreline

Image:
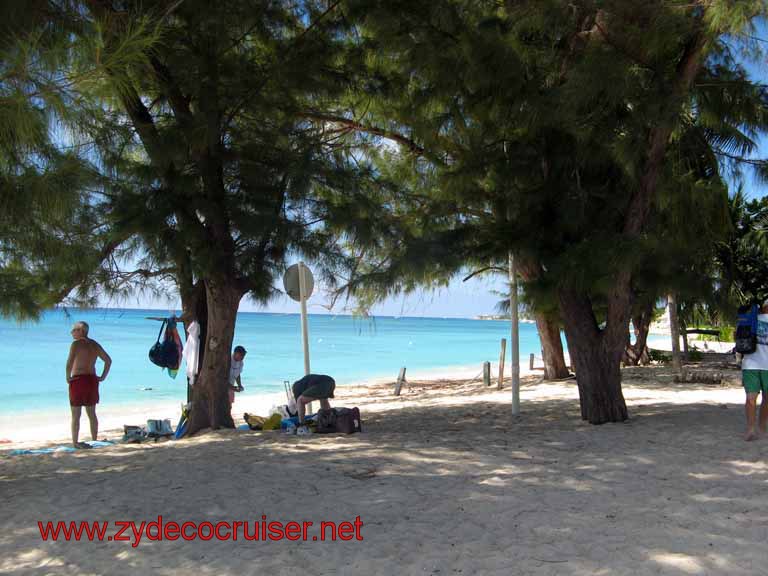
[2,337,736,448]
[0,362,536,448]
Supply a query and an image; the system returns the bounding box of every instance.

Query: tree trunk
[559,289,628,424]
[680,318,689,361]
[548,16,706,424]
[179,280,208,403]
[516,256,570,380]
[186,280,243,435]
[534,313,570,379]
[623,303,652,366]
[668,293,682,373]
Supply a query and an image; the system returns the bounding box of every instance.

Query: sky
[251,271,509,317]
[115,269,509,319]
[111,21,768,319]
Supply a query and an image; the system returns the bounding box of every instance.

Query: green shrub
[649,349,670,363]
[688,325,735,342]
[687,350,703,361]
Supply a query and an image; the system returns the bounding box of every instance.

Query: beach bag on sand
[146,419,174,437]
[244,413,267,430]
[272,404,297,419]
[315,408,336,433]
[736,304,759,355]
[335,407,362,434]
[315,408,361,434]
[262,413,283,431]
[123,425,146,443]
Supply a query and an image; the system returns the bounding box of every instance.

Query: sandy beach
[1,362,766,575]
[0,364,504,447]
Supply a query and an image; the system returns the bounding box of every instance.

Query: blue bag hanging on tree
[148,320,181,368]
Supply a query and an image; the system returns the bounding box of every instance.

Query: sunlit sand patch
[650,552,704,573]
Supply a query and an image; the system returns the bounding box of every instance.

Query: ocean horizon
[0,307,551,420]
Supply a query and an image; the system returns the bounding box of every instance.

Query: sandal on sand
[75,442,93,449]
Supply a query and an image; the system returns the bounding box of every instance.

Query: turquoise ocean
[0,308,549,417]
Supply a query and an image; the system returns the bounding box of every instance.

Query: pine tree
[80,0,390,433]
[337,0,768,423]
[3,1,383,434]
[0,1,160,318]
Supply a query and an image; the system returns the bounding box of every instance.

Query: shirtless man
[65,321,111,449]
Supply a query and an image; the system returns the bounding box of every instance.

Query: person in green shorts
[292,374,335,431]
[742,300,768,441]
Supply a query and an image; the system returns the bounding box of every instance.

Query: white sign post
[298,262,311,375]
[283,263,315,399]
[509,251,520,415]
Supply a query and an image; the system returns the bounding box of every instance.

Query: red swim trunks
[69,375,99,406]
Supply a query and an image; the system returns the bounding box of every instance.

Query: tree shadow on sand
[0,372,763,576]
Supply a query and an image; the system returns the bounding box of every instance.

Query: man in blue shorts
[742,300,768,441]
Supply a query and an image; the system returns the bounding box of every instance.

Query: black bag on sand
[315,407,362,434]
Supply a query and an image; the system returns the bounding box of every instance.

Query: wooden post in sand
[497,338,507,389]
[483,361,491,386]
[529,353,535,371]
[394,367,407,396]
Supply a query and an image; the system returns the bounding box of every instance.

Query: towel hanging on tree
[182,320,200,385]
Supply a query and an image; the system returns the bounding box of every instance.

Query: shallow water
[0,308,551,416]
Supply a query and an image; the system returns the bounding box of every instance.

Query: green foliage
[688,324,735,342]
[687,350,704,361]
[3,0,768,334]
[715,192,768,307]
[338,0,768,322]
[649,349,670,363]
[0,2,160,318]
[1,0,391,318]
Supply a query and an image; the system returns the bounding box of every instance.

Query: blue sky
[119,269,508,318]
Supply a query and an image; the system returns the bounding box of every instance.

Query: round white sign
[283,263,314,302]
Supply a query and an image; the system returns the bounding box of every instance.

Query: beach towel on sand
[8,440,115,456]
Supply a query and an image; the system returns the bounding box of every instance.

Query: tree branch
[49,236,126,304]
[463,266,507,282]
[712,147,767,166]
[302,112,425,155]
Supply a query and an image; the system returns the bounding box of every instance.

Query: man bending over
[292,374,335,429]
[66,321,111,449]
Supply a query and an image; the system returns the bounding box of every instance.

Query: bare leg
[745,393,759,441]
[759,393,768,435]
[85,405,98,441]
[71,406,82,448]
[297,396,309,424]
[297,395,326,424]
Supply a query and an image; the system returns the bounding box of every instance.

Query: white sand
[1,364,766,575]
[647,335,735,354]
